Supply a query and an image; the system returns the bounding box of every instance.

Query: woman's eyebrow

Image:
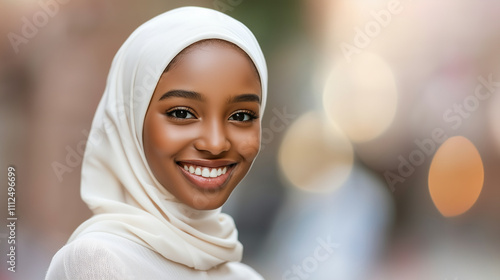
[228,93,261,104]
[158,90,204,101]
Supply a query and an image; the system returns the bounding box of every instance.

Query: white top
[45,232,264,280]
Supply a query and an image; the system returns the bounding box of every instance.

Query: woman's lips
[177,161,236,190]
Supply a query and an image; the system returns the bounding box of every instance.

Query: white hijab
[69,6,267,270]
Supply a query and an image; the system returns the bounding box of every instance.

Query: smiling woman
[144,39,262,210]
[45,6,267,280]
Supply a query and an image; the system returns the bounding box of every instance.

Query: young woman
[45,6,267,279]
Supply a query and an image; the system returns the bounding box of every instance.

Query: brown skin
[143,41,262,210]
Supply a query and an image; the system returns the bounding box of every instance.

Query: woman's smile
[178,162,237,190]
[176,159,237,190]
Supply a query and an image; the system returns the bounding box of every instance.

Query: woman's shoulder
[45,233,134,280]
[45,232,265,280]
[216,261,265,280]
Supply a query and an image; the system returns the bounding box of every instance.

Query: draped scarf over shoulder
[69,6,267,270]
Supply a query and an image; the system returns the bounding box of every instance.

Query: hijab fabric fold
[68,6,267,270]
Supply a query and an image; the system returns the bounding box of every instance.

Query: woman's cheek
[235,129,260,160]
[159,124,197,152]
[149,116,189,155]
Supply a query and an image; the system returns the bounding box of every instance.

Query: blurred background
[1,0,500,279]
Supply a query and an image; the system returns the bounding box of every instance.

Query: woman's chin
[187,195,228,210]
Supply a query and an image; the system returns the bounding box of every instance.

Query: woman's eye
[167,109,195,119]
[229,112,257,122]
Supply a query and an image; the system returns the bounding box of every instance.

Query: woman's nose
[193,119,230,155]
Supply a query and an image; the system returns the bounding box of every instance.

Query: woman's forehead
[164,39,260,82]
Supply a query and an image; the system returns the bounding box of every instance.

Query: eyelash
[228,110,259,122]
[165,107,196,120]
[165,107,258,122]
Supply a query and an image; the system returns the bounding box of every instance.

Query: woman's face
[143,41,262,210]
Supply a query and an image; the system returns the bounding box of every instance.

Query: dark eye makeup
[165,107,258,122]
[166,107,196,120]
[228,110,258,122]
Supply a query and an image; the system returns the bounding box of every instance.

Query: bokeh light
[322,52,398,143]
[428,136,484,217]
[278,111,353,193]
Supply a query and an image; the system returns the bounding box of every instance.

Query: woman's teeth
[184,165,228,178]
